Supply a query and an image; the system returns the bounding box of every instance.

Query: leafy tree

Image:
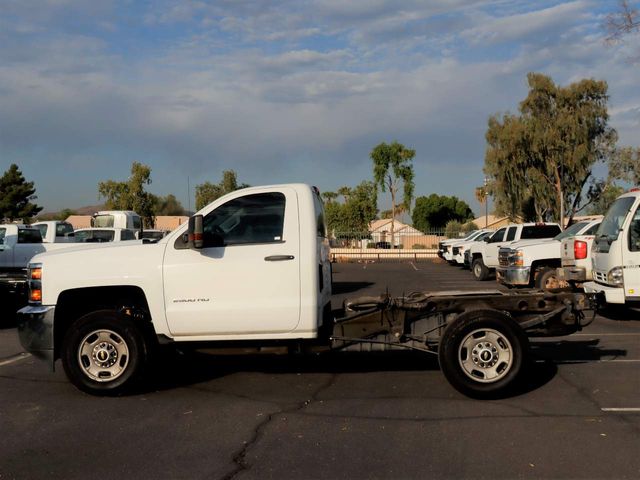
[321,191,338,203]
[324,181,378,237]
[586,184,625,215]
[445,220,463,239]
[371,141,415,246]
[0,164,43,223]
[155,194,185,216]
[609,146,640,185]
[98,162,157,228]
[484,73,617,226]
[195,170,249,210]
[412,194,473,232]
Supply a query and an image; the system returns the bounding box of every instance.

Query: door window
[202,192,286,247]
[505,227,517,241]
[490,228,506,243]
[56,223,74,237]
[18,229,42,244]
[629,206,640,252]
[0,228,5,245]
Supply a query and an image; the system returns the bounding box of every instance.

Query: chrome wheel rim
[473,262,481,278]
[458,328,513,383]
[77,329,130,382]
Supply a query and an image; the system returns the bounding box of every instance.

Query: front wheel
[61,310,150,395]
[438,310,528,398]
[472,257,490,281]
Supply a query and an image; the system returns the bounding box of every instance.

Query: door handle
[264,255,295,261]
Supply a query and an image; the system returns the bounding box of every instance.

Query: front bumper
[557,266,588,283]
[17,305,55,369]
[496,266,531,286]
[583,281,625,304]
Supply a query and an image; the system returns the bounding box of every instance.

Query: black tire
[472,257,490,281]
[438,310,529,398]
[535,267,567,291]
[61,310,150,396]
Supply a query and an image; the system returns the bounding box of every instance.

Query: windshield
[462,230,479,240]
[597,197,636,240]
[553,222,589,241]
[476,232,491,241]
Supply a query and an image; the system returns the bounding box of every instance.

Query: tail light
[574,240,588,260]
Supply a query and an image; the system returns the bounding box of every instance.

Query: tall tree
[484,73,617,226]
[412,194,474,232]
[0,164,43,223]
[98,162,157,228]
[195,170,249,211]
[371,141,415,247]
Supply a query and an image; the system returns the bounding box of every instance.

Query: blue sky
[1,0,639,215]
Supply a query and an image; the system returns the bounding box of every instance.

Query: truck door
[485,227,507,266]
[623,201,640,301]
[162,188,301,336]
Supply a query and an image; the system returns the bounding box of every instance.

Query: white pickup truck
[469,223,562,281]
[17,184,594,398]
[447,229,493,266]
[496,219,601,289]
[74,228,138,243]
[33,221,76,243]
[584,188,640,305]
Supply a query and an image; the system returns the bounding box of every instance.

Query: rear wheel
[439,310,528,398]
[61,310,150,395]
[472,257,490,281]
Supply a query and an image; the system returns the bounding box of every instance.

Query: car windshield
[597,196,636,240]
[553,222,589,241]
[475,232,491,241]
[462,230,478,240]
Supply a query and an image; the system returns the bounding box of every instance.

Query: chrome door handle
[264,255,295,261]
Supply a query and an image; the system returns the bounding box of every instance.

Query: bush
[411,244,427,249]
[445,220,463,239]
[366,242,376,248]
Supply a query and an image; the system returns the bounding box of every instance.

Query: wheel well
[531,259,561,275]
[472,253,482,261]
[54,286,155,359]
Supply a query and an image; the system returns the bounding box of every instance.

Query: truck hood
[503,238,558,250]
[31,240,144,261]
[33,241,167,305]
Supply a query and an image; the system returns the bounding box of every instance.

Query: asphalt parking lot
[1,261,639,479]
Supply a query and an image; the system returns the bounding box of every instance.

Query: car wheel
[61,309,150,395]
[438,310,528,398]
[472,258,489,281]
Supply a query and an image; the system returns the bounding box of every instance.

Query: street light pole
[484,177,489,228]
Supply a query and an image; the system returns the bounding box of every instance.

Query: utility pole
[187,177,191,214]
[484,177,489,228]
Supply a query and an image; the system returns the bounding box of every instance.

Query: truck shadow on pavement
[142,348,564,399]
[529,339,627,363]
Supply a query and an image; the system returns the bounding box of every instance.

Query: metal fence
[329,230,449,263]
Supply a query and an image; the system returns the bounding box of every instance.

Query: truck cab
[33,221,75,243]
[584,189,640,304]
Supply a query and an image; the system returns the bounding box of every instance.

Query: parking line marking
[0,352,31,367]
[572,333,640,337]
[409,262,419,271]
[535,359,640,364]
[601,408,640,412]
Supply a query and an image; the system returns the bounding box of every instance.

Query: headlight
[607,266,624,287]
[28,263,42,304]
[509,250,524,267]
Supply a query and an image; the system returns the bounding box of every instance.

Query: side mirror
[188,215,204,249]
[484,236,491,243]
